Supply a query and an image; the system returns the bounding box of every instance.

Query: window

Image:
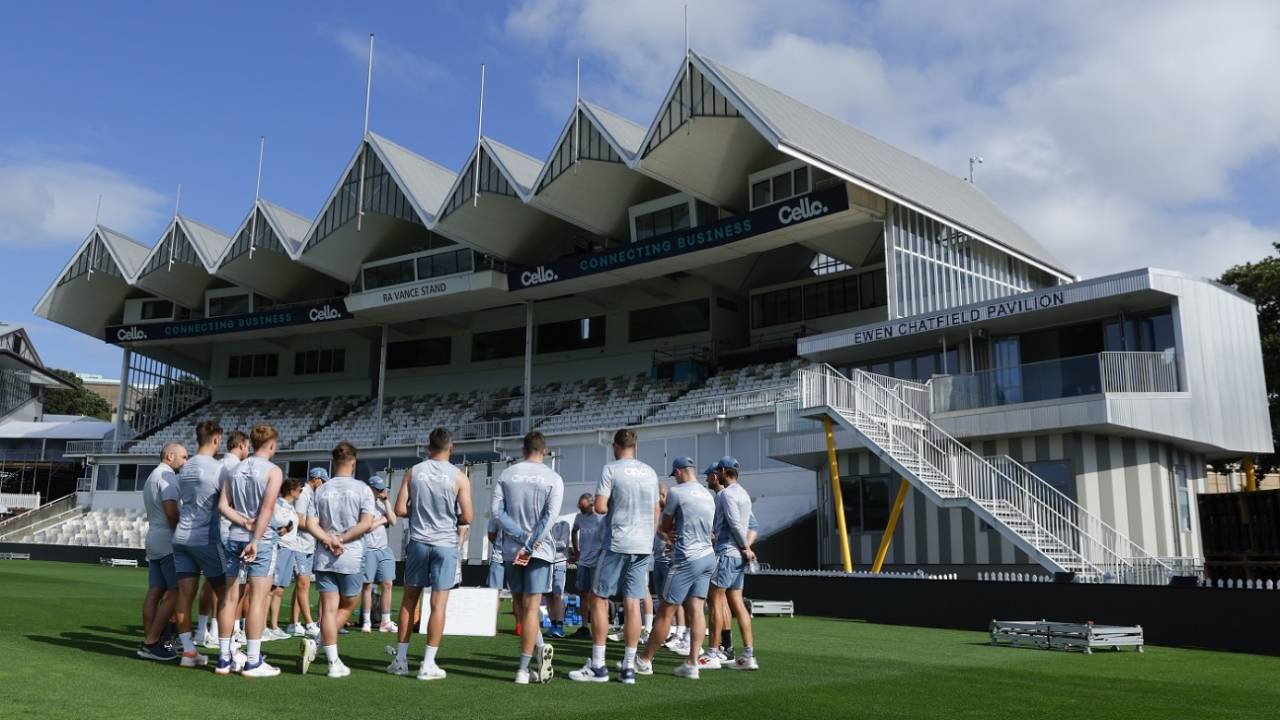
[751,286,803,329]
[363,259,415,291]
[228,353,279,379]
[857,347,958,382]
[810,253,851,276]
[141,299,173,320]
[537,316,606,354]
[632,201,693,242]
[1174,465,1191,532]
[115,464,140,492]
[416,248,471,280]
[471,327,525,361]
[294,348,346,376]
[749,164,813,209]
[840,474,892,532]
[386,337,452,370]
[208,293,251,318]
[803,274,859,320]
[751,181,771,208]
[752,269,886,329]
[629,299,711,342]
[96,464,119,491]
[1027,460,1075,499]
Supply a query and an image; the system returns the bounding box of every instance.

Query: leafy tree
[41,369,112,420]
[1219,245,1280,471]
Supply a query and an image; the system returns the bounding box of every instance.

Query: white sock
[534,632,544,648]
[362,611,371,625]
[675,625,686,640]
[519,653,532,670]
[424,645,439,666]
[623,646,637,669]
[208,619,219,638]
[397,642,409,662]
[247,639,261,664]
[234,619,243,634]
[179,632,195,653]
[218,637,232,659]
[324,644,339,663]
[643,614,653,632]
[591,644,606,668]
[196,615,208,641]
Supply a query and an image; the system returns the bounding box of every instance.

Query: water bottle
[747,558,761,574]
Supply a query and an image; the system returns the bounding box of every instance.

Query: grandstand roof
[0,416,113,440]
[217,199,343,301]
[134,215,233,308]
[33,225,150,338]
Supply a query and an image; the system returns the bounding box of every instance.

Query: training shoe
[619,667,637,685]
[232,629,246,645]
[549,625,565,639]
[241,658,281,678]
[667,639,690,656]
[514,668,531,685]
[214,656,237,676]
[568,665,609,683]
[534,643,554,684]
[299,638,317,675]
[607,630,621,642]
[386,654,410,676]
[697,652,722,669]
[286,623,304,637]
[634,657,654,675]
[379,620,398,633]
[327,659,351,678]
[639,630,650,645]
[674,661,700,680]
[730,655,759,671]
[305,623,320,638]
[137,642,177,661]
[180,650,208,668]
[201,634,220,650]
[571,626,592,639]
[416,664,447,681]
[360,623,372,633]
[719,646,736,661]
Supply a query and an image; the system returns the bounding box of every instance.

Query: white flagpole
[473,63,485,208]
[250,135,264,259]
[573,56,580,175]
[169,184,181,270]
[89,194,103,280]
[357,33,374,232]
[684,4,693,134]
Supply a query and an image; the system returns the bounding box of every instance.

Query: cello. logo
[116,327,147,341]
[308,305,343,322]
[778,197,829,225]
[520,266,558,287]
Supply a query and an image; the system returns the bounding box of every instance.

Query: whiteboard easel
[416,586,499,637]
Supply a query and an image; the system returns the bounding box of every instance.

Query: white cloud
[330,28,447,95]
[0,155,167,246]
[502,0,1280,278]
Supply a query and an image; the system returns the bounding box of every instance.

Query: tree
[1218,244,1280,471]
[41,369,112,421]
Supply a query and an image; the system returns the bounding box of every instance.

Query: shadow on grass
[84,625,143,636]
[27,632,145,660]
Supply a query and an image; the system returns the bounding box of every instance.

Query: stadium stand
[11,508,144,549]
[642,358,805,424]
[127,395,368,454]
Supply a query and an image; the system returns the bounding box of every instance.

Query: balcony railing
[932,351,1178,413]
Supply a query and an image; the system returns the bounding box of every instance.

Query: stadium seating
[534,374,683,434]
[13,508,147,549]
[641,358,805,424]
[128,395,367,454]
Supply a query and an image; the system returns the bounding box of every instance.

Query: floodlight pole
[823,416,853,573]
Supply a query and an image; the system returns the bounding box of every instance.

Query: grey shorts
[593,551,652,600]
[273,548,295,587]
[224,537,277,582]
[293,551,314,578]
[148,554,177,590]
[173,543,226,586]
[316,570,363,597]
[506,558,552,595]
[405,542,458,590]
[487,559,506,590]
[551,560,567,595]
[712,553,746,591]
[363,545,396,584]
[574,564,595,595]
[662,553,716,605]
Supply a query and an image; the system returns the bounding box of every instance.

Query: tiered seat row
[129,395,364,455]
[17,508,146,548]
[642,358,806,424]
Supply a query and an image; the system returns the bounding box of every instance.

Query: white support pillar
[114,348,131,451]
[523,301,534,432]
[376,325,388,446]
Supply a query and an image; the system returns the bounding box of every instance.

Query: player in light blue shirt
[358,475,398,634]
[547,515,572,638]
[709,464,759,671]
[570,493,605,640]
[491,431,563,685]
[287,467,327,639]
[570,428,659,685]
[637,457,718,678]
[299,441,376,679]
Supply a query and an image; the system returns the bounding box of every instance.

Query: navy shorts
[593,551,652,600]
[712,553,746,590]
[316,571,363,597]
[148,554,177,590]
[173,543,226,587]
[273,548,295,588]
[574,564,595,595]
[506,558,552,595]
[405,542,458,590]
[363,546,396,584]
[662,554,716,605]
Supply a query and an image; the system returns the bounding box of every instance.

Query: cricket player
[266,477,304,640]
[359,476,398,633]
[569,493,604,640]
[172,421,232,669]
[287,467,327,638]
[708,464,759,670]
[547,515,572,638]
[137,442,188,661]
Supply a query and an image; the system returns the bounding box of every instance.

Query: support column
[523,301,533,433]
[1245,454,1257,492]
[823,416,853,573]
[871,479,911,573]
[113,348,131,451]
[375,325,388,446]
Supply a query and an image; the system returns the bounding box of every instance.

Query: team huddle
[137,421,759,683]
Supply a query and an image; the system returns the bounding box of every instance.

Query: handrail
[0,493,74,537]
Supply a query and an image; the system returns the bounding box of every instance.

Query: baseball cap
[718,455,740,470]
[703,462,721,476]
[308,467,329,481]
[670,456,696,476]
[368,476,388,492]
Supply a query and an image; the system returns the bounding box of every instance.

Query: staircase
[797,364,1174,584]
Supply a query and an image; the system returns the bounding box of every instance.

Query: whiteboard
[416,587,500,637]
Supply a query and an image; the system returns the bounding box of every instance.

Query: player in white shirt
[287,467,327,638]
[387,428,473,681]
[569,429,659,685]
[266,477,304,640]
[299,442,376,678]
[708,464,759,670]
[491,431,563,685]
[136,442,188,662]
[201,430,250,650]
[358,475,398,633]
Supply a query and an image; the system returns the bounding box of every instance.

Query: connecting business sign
[105,300,353,344]
[508,185,850,290]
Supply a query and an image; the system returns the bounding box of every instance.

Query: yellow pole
[872,478,911,573]
[823,416,853,573]
[1244,454,1257,492]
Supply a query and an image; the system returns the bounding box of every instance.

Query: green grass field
[2,561,1278,719]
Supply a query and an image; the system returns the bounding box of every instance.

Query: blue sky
[3,1,1278,377]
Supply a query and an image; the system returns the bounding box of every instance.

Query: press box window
[629,299,710,342]
[387,337,452,370]
[748,161,813,210]
[208,293,251,318]
[294,348,346,376]
[538,316,605,354]
[633,202,691,242]
[228,353,279,379]
[140,299,174,320]
[472,327,525,361]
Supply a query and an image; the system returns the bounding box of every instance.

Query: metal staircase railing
[798,364,1175,584]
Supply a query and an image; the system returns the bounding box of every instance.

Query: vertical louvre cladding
[441,148,517,219]
[122,353,209,439]
[886,202,1057,319]
[306,145,423,251]
[644,62,741,157]
[140,225,201,277]
[538,110,624,192]
[58,234,122,286]
[225,208,285,263]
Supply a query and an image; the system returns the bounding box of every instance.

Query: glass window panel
[751,180,771,208]
[634,213,653,241]
[671,202,690,231]
[773,171,792,200]
[793,167,809,194]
